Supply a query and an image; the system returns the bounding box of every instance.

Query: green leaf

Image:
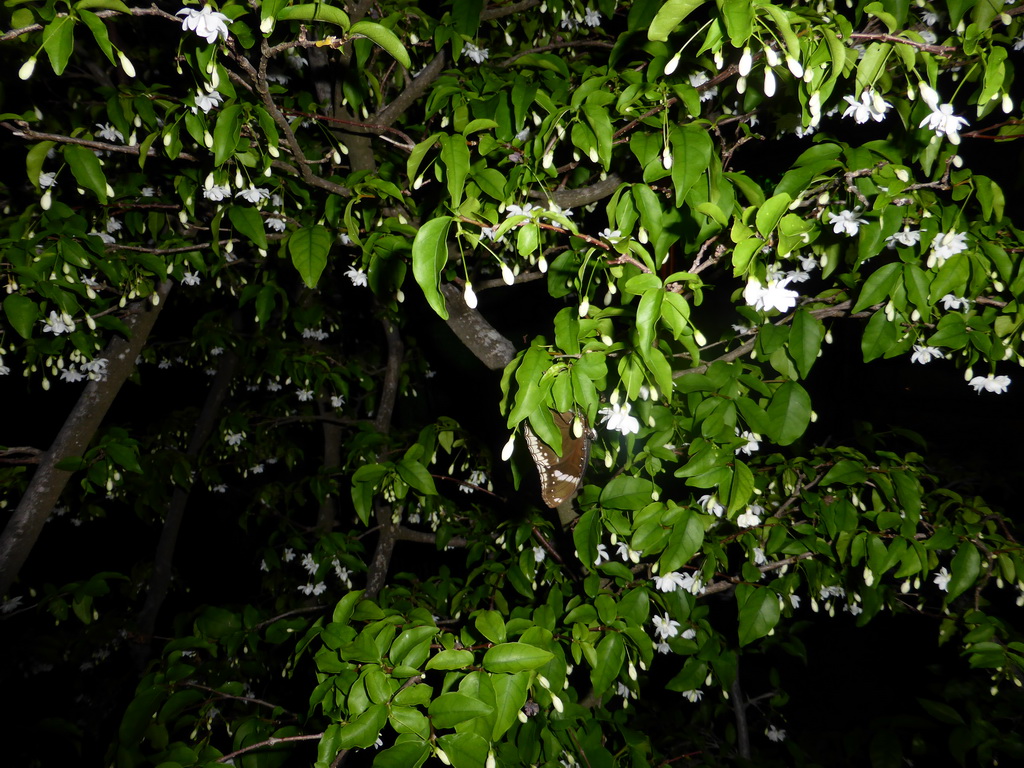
[75,0,132,11]
[946,543,981,602]
[766,381,811,446]
[426,649,475,670]
[372,742,430,768]
[4,294,38,339]
[473,610,506,644]
[78,10,116,65]
[853,262,901,313]
[26,141,57,192]
[821,459,867,485]
[288,225,331,288]
[490,672,529,740]
[726,459,754,514]
[481,643,553,673]
[212,104,243,166]
[228,205,268,250]
[42,16,75,76]
[349,20,411,68]
[64,144,108,203]
[427,692,493,729]
[658,509,704,573]
[337,703,388,749]
[861,310,897,363]
[649,0,707,41]
[589,631,625,694]
[755,192,791,238]
[276,3,350,30]
[411,216,452,320]
[439,134,470,210]
[788,309,825,378]
[737,585,780,646]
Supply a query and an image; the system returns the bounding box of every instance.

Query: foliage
[2,0,1024,766]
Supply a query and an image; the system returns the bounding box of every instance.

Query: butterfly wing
[524,410,593,507]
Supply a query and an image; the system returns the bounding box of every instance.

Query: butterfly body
[524,410,595,507]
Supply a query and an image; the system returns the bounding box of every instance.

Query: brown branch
[499,40,614,69]
[481,0,542,20]
[847,32,958,55]
[376,52,448,128]
[1,121,200,162]
[0,281,173,597]
[182,681,294,715]
[215,733,323,764]
[0,447,43,465]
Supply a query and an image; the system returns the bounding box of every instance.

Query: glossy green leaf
[42,16,75,76]
[766,381,811,446]
[482,642,553,673]
[4,294,38,339]
[411,216,452,319]
[946,543,981,602]
[349,21,411,68]
[64,144,108,203]
[288,225,331,288]
[428,692,493,729]
[649,0,707,41]
[228,205,268,250]
[212,104,243,166]
[737,585,780,646]
[276,3,351,30]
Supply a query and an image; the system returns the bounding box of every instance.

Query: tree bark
[0,281,173,597]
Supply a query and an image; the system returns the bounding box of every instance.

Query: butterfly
[524,410,595,507]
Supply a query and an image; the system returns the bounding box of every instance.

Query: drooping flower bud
[463,282,478,309]
[18,56,36,80]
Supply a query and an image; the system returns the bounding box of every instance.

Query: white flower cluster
[176,6,230,45]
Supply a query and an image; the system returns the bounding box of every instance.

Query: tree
[2,0,1024,765]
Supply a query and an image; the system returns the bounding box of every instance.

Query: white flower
[584,8,602,26]
[680,628,696,641]
[176,5,231,44]
[827,209,868,236]
[39,171,57,188]
[89,231,116,244]
[283,548,296,562]
[600,228,622,242]
[969,374,1011,394]
[735,429,760,456]
[465,43,489,64]
[193,89,224,114]
[266,217,286,232]
[235,186,270,204]
[42,310,75,335]
[331,395,345,408]
[736,505,763,528]
[338,232,352,245]
[911,345,943,364]
[204,184,231,201]
[212,483,228,493]
[886,228,922,248]
[345,266,368,287]
[698,494,725,517]
[106,217,122,234]
[182,271,201,286]
[940,294,969,311]
[209,347,224,356]
[141,187,155,197]
[297,388,314,401]
[225,431,245,446]
[302,327,329,341]
[919,100,969,144]
[790,593,801,609]
[0,359,9,376]
[298,583,315,596]
[652,613,681,640]
[932,566,951,592]
[654,572,690,592]
[753,547,767,565]
[842,90,892,123]
[95,122,124,142]
[928,230,969,267]
[594,543,609,566]
[766,725,787,743]
[743,276,800,313]
[249,463,264,474]
[533,545,546,563]
[301,553,317,574]
[60,367,86,383]
[81,358,108,381]
[0,596,23,614]
[615,542,641,563]
[689,71,718,102]
[682,689,703,703]
[267,381,282,391]
[598,402,640,435]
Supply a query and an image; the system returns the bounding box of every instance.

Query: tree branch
[0,281,173,597]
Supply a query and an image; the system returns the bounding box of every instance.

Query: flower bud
[786,56,803,79]
[18,57,36,80]
[738,47,753,76]
[501,264,515,286]
[501,435,515,461]
[463,282,478,309]
[765,46,780,67]
[763,69,776,97]
[118,51,136,78]
[664,51,682,76]
[578,299,589,317]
